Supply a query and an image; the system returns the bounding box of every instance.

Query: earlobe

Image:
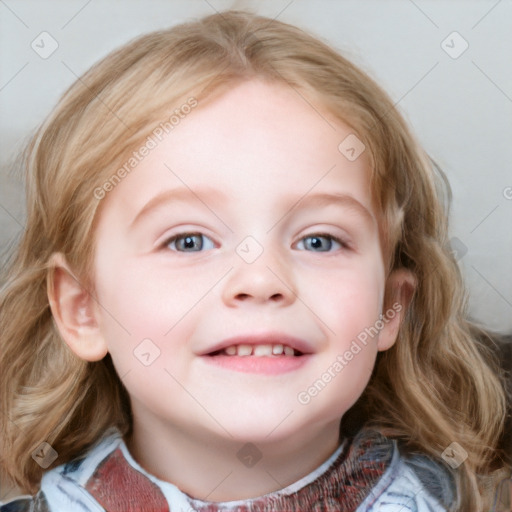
[47,253,108,361]
[377,268,416,352]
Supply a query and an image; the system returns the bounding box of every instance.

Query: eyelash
[295,233,352,252]
[162,232,352,253]
[164,232,216,252]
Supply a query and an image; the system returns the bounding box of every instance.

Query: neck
[126,415,341,502]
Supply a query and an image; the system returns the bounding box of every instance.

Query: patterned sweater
[1,429,455,511]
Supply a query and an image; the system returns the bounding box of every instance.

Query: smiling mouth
[200,333,312,374]
[202,341,309,375]
[208,343,303,357]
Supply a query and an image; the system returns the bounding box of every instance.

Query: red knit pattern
[84,431,393,512]
[85,448,170,512]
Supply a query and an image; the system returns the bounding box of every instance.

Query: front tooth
[225,345,237,355]
[253,344,273,357]
[272,344,284,355]
[237,344,253,356]
[284,346,294,356]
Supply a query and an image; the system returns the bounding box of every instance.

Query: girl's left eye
[165,233,215,252]
[295,234,349,252]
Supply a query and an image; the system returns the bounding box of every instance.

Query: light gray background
[1,0,511,333]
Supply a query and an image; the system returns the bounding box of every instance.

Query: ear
[47,253,108,361]
[377,268,416,352]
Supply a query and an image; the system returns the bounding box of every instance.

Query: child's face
[90,79,400,444]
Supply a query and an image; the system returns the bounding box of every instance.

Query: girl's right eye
[165,233,215,252]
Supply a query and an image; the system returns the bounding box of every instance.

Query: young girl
[0,10,509,512]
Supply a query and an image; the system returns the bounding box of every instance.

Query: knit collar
[82,429,394,511]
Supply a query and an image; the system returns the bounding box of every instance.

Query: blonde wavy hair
[0,10,508,511]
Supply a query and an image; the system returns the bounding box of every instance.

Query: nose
[221,249,297,308]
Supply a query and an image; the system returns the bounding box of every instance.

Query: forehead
[98,79,373,223]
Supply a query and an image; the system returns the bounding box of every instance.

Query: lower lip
[201,355,311,375]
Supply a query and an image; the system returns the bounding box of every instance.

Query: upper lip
[198,332,315,356]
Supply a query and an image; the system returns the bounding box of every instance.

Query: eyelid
[158,229,219,251]
[317,233,351,249]
[292,235,350,255]
[155,227,353,253]
[154,222,214,242]
[294,230,353,250]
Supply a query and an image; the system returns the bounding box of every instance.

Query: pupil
[185,236,196,248]
[180,235,201,250]
[311,237,322,248]
[307,236,331,252]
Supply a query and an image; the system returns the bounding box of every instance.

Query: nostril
[234,293,285,302]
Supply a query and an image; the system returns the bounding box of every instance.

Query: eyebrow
[130,188,375,230]
[130,187,228,228]
[280,192,376,228]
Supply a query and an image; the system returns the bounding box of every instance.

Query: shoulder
[49,428,123,484]
[1,430,123,512]
[0,497,33,512]
[356,435,456,512]
[41,430,123,512]
[0,491,50,512]
[401,452,456,509]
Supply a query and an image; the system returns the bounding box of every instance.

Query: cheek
[92,259,160,362]
[92,257,211,371]
[303,333,378,421]
[301,259,384,337]
[95,257,186,331]
[293,262,384,417]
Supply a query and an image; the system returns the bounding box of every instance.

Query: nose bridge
[222,235,296,306]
